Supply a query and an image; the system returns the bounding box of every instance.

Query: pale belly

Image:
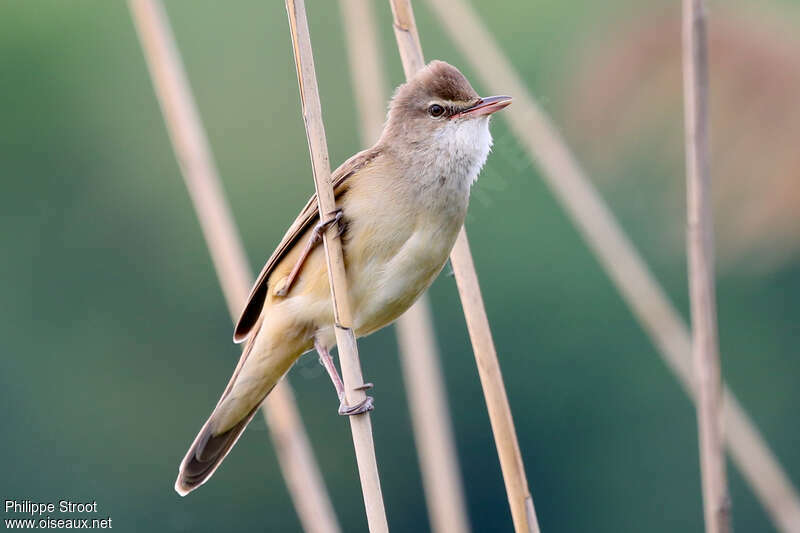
[298,165,471,350]
[348,214,462,337]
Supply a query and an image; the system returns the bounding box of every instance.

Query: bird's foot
[337,383,374,415]
[338,395,374,416]
[275,208,344,297]
[315,208,344,242]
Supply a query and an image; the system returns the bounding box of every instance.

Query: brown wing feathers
[232,197,319,343]
[232,148,379,343]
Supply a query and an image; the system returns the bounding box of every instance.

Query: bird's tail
[175,317,294,496]
[174,396,267,496]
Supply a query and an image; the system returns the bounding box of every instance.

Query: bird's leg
[275,208,344,297]
[314,337,374,416]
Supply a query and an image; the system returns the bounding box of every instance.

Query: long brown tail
[175,315,284,496]
[174,400,265,496]
[175,379,278,496]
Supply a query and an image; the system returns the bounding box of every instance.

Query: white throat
[433,116,493,187]
[403,116,493,213]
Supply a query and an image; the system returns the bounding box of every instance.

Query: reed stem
[388,2,541,532]
[285,1,389,531]
[682,1,730,531]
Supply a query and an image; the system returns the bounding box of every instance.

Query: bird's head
[383,60,511,150]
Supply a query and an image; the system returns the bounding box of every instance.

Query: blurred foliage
[1,0,798,532]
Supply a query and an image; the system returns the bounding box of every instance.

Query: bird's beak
[453,95,512,118]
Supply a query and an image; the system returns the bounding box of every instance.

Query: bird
[175,60,511,495]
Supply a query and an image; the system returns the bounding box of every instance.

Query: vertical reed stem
[395,300,473,533]
[339,0,387,145]
[285,1,389,531]
[128,2,340,532]
[339,3,472,531]
[388,2,540,532]
[424,0,800,531]
[682,1,731,532]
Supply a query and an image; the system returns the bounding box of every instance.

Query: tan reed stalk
[424,0,800,531]
[338,2,472,531]
[395,300,473,533]
[338,0,387,145]
[127,2,340,532]
[682,1,731,532]
[285,1,389,531]
[388,2,541,532]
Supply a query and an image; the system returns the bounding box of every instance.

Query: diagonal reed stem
[285,1,389,531]
[682,1,730,531]
[339,1,472,531]
[388,2,541,532]
[127,2,340,532]
[425,0,800,531]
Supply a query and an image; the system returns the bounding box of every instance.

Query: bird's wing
[232,147,381,343]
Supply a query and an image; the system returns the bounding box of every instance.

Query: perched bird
[175,60,511,495]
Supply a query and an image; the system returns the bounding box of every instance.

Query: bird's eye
[428,104,445,117]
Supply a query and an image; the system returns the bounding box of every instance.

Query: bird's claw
[317,208,344,239]
[338,396,374,416]
[274,278,290,297]
[276,209,345,298]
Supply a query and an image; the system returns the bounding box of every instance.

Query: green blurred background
[2,0,798,531]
